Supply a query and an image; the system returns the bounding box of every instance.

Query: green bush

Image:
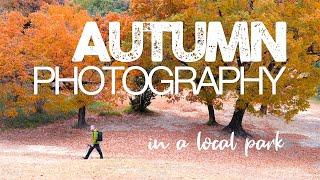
[3,111,77,129]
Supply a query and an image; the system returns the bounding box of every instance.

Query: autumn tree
[210,0,320,136]
[131,0,320,134]
[23,5,121,128]
[97,11,166,112]
[95,12,152,112]
[0,11,33,119]
[124,0,193,112]
[168,3,226,126]
[132,1,231,122]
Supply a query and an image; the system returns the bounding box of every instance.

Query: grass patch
[98,110,121,117]
[88,101,113,112]
[123,105,155,115]
[2,111,77,129]
[123,106,135,114]
[89,101,122,116]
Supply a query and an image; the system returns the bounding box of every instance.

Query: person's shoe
[82,157,88,159]
[100,157,103,159]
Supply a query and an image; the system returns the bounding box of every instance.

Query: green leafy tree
[73,0,129,16]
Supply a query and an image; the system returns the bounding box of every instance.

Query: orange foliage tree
[23,5,121,127]
[0,11,31,118]
[0,0,66,15]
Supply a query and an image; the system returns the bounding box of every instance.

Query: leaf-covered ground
[0,97,319,179]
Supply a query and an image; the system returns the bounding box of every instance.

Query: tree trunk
[223,99,250,137]
[34,100,45,114]
[76,106,88,128]
[260,105,267,115]
[206,104,218,126]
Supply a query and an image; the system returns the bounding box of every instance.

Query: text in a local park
[148,131,284,157]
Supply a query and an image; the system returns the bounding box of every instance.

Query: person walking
[83,125,103,159]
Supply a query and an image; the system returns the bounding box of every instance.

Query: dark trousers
[84,144,103,159]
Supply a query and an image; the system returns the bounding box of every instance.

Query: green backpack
[97,131,103,141]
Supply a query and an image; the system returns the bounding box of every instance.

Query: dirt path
[0,152,316,179]
[0,97,319,179]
